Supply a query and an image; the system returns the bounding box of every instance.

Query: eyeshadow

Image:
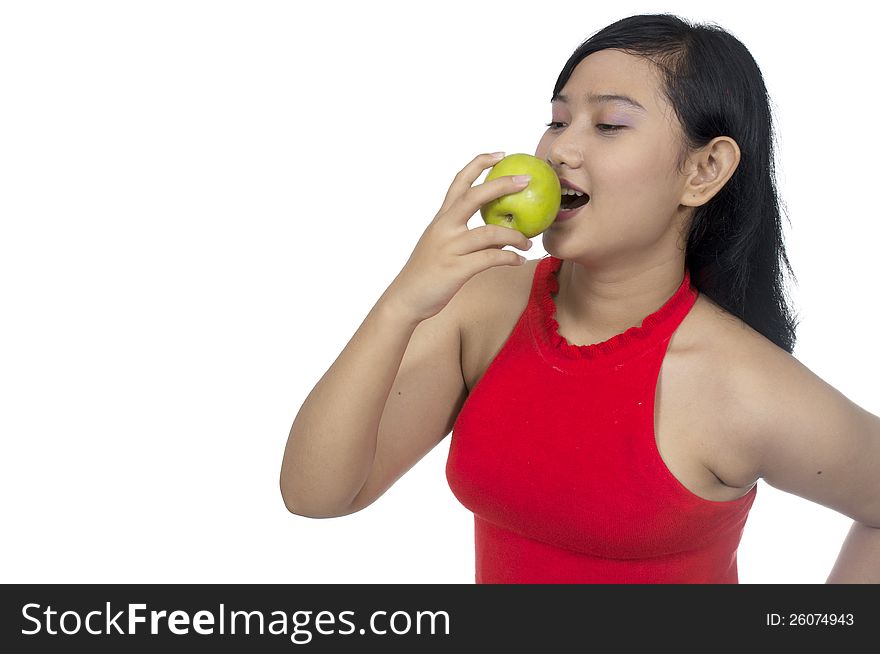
[606,113,634,125]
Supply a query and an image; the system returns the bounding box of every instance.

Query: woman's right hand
[384,152,535,325]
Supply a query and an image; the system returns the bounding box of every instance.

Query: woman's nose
[547,141,582,168]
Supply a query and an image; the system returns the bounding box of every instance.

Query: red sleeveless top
[445,255,757,583]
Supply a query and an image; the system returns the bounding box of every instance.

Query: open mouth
[560,190,590,211]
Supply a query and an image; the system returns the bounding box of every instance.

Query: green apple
[480,153,561,238]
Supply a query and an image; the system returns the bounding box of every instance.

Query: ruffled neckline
[527,256,698,368]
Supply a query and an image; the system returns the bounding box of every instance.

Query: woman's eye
[545,122,624,133]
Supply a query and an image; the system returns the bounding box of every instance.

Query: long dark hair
[552,14,799,354]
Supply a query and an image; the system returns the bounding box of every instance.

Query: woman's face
[535,49,694,267]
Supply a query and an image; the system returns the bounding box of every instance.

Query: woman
[279,14,880,583]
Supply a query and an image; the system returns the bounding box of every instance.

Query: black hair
[552,13,799,354]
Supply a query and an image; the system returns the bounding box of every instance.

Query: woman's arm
[720,337,880,580]
[279,153,532,518]
[279,290,423,518]
[826,521,880,583]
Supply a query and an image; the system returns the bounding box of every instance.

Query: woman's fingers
[452,223,532,255]
[436,152,506,216]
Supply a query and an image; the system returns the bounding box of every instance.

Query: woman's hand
[385,152,534,324]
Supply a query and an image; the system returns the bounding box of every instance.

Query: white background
[1,0,877,584]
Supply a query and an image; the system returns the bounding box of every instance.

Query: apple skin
[480,153,561,238]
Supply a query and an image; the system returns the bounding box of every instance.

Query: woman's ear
[681,136,741,207]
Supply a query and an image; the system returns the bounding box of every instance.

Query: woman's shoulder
[690,292,783,361]
[455,257,539,391]
[685,291,806,483]
[456,256,539,331]
[682,292,794,404]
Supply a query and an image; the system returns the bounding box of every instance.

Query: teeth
[562,188,585,196]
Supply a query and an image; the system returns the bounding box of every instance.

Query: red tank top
[446,255,757,583]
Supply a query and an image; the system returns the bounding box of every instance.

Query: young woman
[280,14,880,583]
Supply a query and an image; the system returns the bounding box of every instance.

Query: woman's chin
[541,232,605,265]
[540,230,571,258]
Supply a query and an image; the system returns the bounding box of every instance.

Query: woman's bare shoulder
[456,257,539,330]
[693,292,782,358]
[700,294,880,525]
[687,292,808,482]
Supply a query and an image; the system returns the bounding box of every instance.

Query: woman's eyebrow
[551,92,647,114]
